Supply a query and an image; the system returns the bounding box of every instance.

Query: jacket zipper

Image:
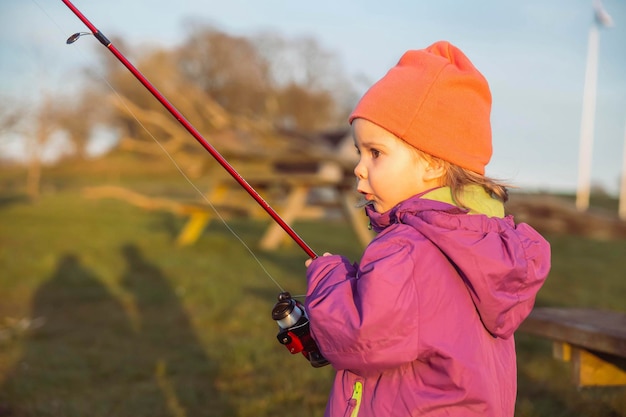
[350,381,363,417]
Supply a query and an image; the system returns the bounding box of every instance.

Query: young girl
[304,41,551,417]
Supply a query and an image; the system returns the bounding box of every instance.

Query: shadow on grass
[1,246,233,417]
[0,193,30,209]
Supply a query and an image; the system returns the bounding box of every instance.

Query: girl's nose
[354,160,366,179]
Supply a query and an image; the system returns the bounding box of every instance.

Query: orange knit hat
[349,41,492,175]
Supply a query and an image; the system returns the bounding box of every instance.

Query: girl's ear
[423,157,446,183]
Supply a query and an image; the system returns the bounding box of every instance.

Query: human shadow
[0,253,138,416]
[119,243,233,416]
[1,248,233,417]
[0,193,30,209]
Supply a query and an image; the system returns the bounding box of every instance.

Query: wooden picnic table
[518,307,626,387]
[175,134,374,250]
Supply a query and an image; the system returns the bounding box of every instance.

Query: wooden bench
[518,307,626,387]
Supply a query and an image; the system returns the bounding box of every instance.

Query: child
[304,41,551,417]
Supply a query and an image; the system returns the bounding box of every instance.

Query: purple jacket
[305,191,550,416]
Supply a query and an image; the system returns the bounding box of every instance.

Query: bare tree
[91,24,357,172]
[176,26,271,117]
[0,96,57,200]
[54,87,107,160]
[0,101,22,135]
[252,32,357,130]
[177,24,356,131]
[25,94,58,200]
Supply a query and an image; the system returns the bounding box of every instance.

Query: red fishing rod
[61,0,318,260]
[62,0,328,367]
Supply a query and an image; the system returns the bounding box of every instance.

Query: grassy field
[1,161,625,416]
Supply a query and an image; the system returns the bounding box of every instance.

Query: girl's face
[352,118,441,213]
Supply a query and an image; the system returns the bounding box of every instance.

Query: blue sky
[1,0,625,194]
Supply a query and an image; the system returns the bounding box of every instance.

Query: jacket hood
[366,187,550,339]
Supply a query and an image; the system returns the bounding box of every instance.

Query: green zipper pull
[350,381,363,417]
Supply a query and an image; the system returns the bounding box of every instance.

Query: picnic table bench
[518,307,626,387]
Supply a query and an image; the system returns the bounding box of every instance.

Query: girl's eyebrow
[356,138,388,150]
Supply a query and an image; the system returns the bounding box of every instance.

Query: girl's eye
[371,149,380,158]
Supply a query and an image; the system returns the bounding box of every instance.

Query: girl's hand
[305,252,333,267]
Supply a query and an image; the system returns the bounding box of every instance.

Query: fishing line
[30,0,314,293]
[107,90,287,293]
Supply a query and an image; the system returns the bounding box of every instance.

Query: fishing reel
[271,292,329,368]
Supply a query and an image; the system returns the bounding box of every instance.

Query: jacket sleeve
[305,231,421,374]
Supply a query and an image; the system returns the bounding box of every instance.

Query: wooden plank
[176,211,211,246]
[552,341,572,362]
[259,185,310,250]
[572,347,626,387]
[519,307,626,388]
[519,307,626,357]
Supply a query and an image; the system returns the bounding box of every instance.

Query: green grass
[1,169,625,416]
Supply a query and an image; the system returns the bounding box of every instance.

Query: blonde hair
[411,146,509,208]
[442,163,509,205]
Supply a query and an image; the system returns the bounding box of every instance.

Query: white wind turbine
[575,0,613,211]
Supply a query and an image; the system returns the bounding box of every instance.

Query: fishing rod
[61,0,318,260]
[61,0,328,367]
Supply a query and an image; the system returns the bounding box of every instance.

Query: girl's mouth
[356,192,375,208]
